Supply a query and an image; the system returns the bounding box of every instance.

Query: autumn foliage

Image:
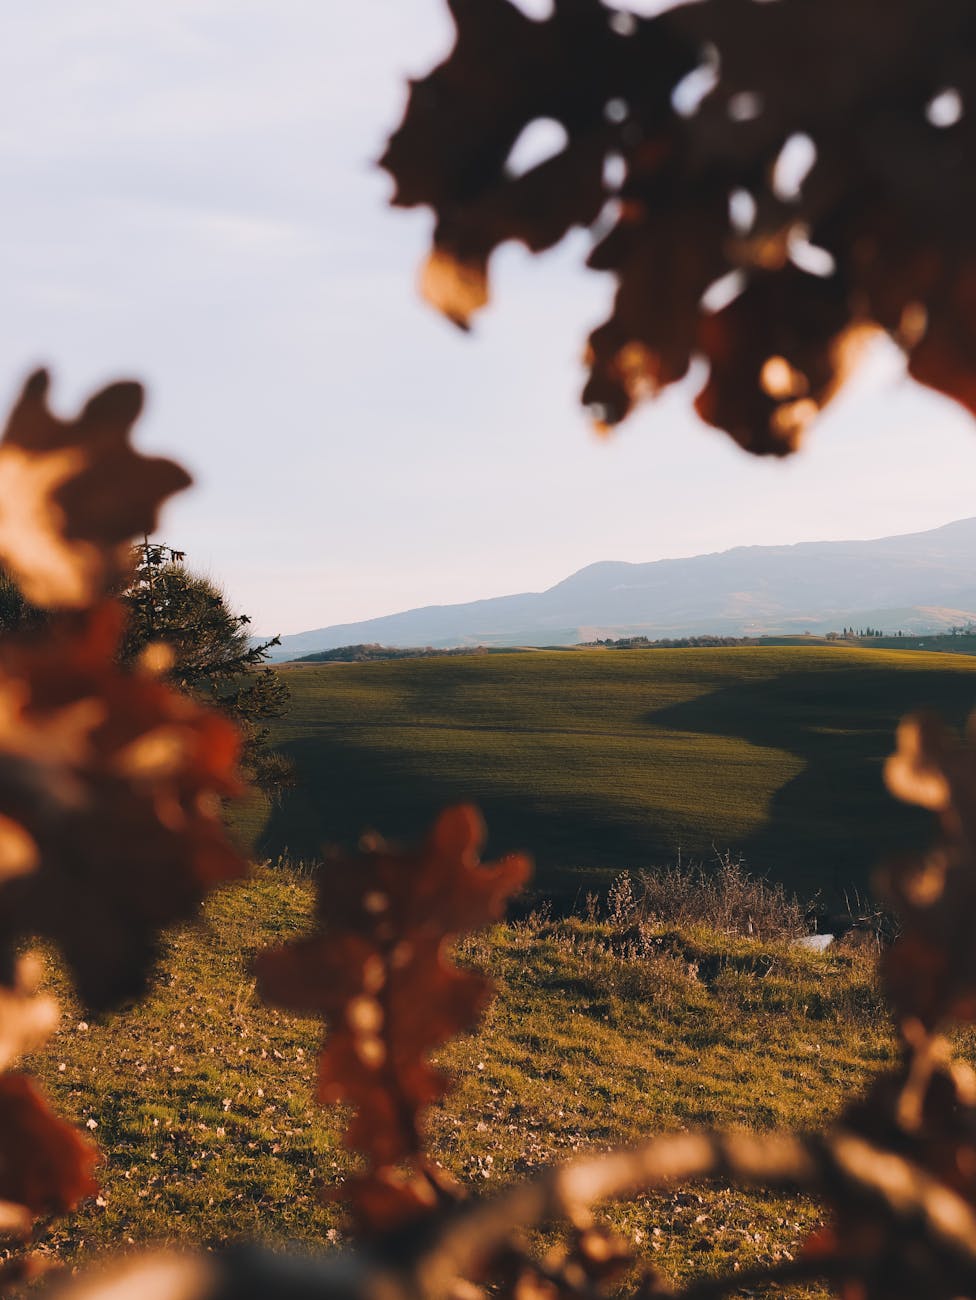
[256,805,530,1231]
[383,0,976,453]
[0,374,244,1271]
[0,372,189,610]
[2,1,976,1297]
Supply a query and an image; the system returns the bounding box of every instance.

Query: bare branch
[42,1129,976,1300]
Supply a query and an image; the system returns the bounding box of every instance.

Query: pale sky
[2,1,976,635]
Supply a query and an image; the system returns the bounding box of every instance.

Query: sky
[2,2,976,636]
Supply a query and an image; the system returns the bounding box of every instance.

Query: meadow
[237,646,976,899]
[27,865,901,1296]
[27,646,976,1295]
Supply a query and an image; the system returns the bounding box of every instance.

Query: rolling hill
[235,644,976,899]
[264,517,976,658]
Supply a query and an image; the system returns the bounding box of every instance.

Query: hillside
[264,517,976,657]
[235,645,976,898]
[27,863,902,1296]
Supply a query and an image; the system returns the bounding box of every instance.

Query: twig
[43,1129,976,1300]
[411,1128,976,1300]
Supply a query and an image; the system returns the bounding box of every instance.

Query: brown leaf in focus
[0,603,246,1009]
[384,0,976,449]
[0,1074,98,1218]
[256,806,530,1231]
[0,371,190,608]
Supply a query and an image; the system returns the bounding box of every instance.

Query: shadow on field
[254,657,976,905]
[257,733,650,901]
[641,664,975,899]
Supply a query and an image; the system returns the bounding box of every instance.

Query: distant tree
[120,541,294,802]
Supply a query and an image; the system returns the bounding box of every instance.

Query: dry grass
[17,862,921,1296]
[603,854,807,941]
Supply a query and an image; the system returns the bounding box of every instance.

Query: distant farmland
[234,647,976,899]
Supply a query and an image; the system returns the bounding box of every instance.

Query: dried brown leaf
[0,603,246,1009]
[384,0,976,450]
[256,805,530,1231]
[0,371,190,609]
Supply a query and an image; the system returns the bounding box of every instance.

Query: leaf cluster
[0,372,247,1285]
[383,0,976,452]
[3,3,976,1298]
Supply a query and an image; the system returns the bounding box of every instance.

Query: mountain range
[264,517,976,660]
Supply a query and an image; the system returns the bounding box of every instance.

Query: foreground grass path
[25,868,919,1295]
[238,646,976,896]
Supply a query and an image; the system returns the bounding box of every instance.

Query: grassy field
[26,865,904,1296]
[235,646,976,899]
[857,632,976,655]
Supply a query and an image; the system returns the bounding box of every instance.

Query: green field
[236,646,976,898]
[857,632,976,655]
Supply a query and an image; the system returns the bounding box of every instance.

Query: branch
[411,1130,819,1298]
[41,1128,976,1300]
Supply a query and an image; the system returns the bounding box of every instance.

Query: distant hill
[263,517,976,660]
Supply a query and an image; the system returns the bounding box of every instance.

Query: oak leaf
[384,0,976,451]
[0,603,246,1009]
[255,805,530,1231]
[0,371,190,609]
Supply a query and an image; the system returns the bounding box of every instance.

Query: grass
[236,646,976,897]
[856,632,976,655]
[22,864,916,1297]
[20,646,976,1294]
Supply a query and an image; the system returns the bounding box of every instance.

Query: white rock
[793,933,835,952]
